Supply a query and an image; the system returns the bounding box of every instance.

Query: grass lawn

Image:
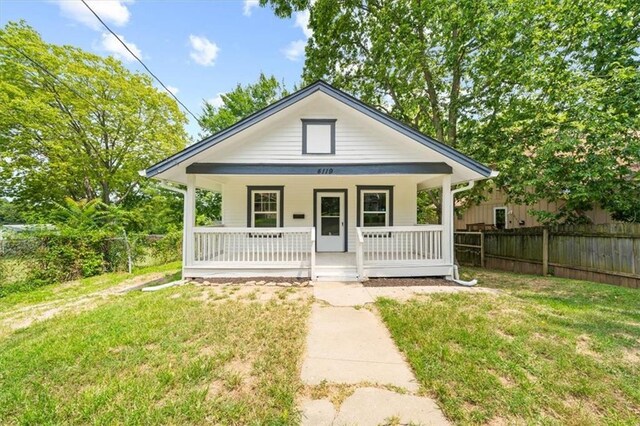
[0,278,311,424]
[0,261,181,311]
[377,268,640,425]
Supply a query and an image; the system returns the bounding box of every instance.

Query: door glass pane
[363,212,386,226]
[364,193,386,212]
[254,213,277,227]
[321,197,340,216]
[321,217,340,235]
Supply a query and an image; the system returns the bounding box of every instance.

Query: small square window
[302,119,336,154]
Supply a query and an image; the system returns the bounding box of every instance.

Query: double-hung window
[357,186,393,227]
[247,186,283,228]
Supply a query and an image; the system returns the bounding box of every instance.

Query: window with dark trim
[302,119,336,154]
[247,186,284,228]
[494,207,507,230]
[356,186,394,227]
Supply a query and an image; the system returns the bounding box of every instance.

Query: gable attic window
[302,119,336,154]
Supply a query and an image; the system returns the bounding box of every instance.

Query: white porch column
[184,174,196,267]
[441,175,453,267]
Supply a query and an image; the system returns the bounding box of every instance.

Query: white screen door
[316,192,345,252]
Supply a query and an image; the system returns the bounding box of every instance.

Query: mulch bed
[191,277,454,286]
[363,277,455,287]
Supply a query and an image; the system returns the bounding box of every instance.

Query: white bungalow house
[143,81,496,281]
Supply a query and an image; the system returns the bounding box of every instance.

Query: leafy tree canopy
[199,72,290,135]
[196,73,291,225]
[0,21,189,221]
[262,0,640,223]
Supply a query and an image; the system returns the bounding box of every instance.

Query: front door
[316,191,346,252]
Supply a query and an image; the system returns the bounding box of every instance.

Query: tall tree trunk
[101,181,110,204]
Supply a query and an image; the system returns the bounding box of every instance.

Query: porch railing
[355,225,445,274]
[191,227,315,271]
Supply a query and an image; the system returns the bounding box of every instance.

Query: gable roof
[144,80,494,178]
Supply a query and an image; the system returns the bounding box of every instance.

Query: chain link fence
[0,230,182,297]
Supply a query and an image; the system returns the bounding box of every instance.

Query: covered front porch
[185,224,449,281]
[180,171,455,282]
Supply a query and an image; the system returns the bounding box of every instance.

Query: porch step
[314,266,360,282]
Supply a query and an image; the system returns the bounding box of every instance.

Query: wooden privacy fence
[454,224,640,289]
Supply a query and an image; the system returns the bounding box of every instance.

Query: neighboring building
[143,81,496,281]
[455,186,613,231]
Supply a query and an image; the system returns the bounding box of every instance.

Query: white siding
[196,94,431,165]
[221,175,418,252]
[155,91,486,185]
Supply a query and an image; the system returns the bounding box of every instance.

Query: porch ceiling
[189,173,449,192]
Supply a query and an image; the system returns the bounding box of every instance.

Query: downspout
[450,181,477,286]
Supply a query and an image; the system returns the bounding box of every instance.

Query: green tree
[200,72,289,135]
[50,198,108,231]
[117,184,185,234]
[197,73,290,224]
[0,199,26,224]
[0,22,188,219]
[262,0,640,223]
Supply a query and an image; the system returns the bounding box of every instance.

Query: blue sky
[0,0,308,139]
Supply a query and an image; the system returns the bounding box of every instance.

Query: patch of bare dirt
[0,272,172,336]
[622,347,640,364]
[491,371,516,388]
[495,328,515,341]
[562,395,605,422]
[575,334,601,359]
[487,416,521,426]
[523,370,539,383]
[191,285,312,305]
[205,381,224,401]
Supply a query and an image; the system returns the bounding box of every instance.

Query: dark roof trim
[185,162,452,175]
[145,80,492,178]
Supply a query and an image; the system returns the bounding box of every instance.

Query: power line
[80,0,202,125]
[0,35,99,109]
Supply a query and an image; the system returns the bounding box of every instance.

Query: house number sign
[317,168,334,174]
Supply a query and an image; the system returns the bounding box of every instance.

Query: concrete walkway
[301,305,419,391]
[299,282,451,425]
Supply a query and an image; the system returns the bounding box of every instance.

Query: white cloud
[207,93,225,109]
[189,35,219,67]
[243,0,259,16]
[282,39,306,61]
[281,7,312,61]
[56,0,132,30]
[99,32,142,62]
[294,10,312,38]
[166,85,179,95]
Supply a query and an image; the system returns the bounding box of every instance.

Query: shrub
[28,231,113,284]
[0,229,182,298]
[148,231,182,264]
